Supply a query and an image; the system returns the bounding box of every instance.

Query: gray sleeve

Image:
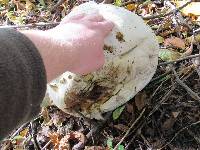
[0,29,47,140]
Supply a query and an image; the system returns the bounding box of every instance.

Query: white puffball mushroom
[44,2,159,119]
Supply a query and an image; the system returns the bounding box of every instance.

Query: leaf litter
[1,0,200,149]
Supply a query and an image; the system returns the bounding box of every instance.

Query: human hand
[47,13,114,75]
[21,13,113,81]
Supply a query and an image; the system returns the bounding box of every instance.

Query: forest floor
[1,0,200,149]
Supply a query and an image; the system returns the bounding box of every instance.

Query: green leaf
[159,49,181,62]
[13,135,25,140]
[112,105,125,120]
[114,0,122,6]
[118,145,125,150]
[107,138,113,149]
[39,0,46,7]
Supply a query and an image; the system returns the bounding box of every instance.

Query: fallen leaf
[186,34,200,44]
[84,146,105,150]
[162,116,176,130]
[181,41,193,57]
[174,1,200,16]
[126,103,134,113]
[106,138,113,150]
[172,111,180,118]
[118,145,125,150]
[164,37,185,49]
[114,0,121,7]
[112,105,125,120]
[60,131,85,149]
[19,128,29,137]
[159,48,181,62]
[113,124,129,132]
[41,107,51,124]
[156,36,164,44]
[48,132,60,149]
[126,3,136,11]
[134,91,146,110]
[59,136,71,150]
[25,0,35,11]
[0,0,9,5]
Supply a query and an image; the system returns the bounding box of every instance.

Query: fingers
[93,20,114,36]
[60,13,85,24]
[69,13,85,20]
[85,14,104,22]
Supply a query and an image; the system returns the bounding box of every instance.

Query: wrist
[21,30,79,81]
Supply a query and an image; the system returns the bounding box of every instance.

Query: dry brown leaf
[84,146,105,150]
[126,3,137,11]
[162,117,175,130]
[12,0,25,10]
[25,0,35,10]
[113,124,129,132]
[172,111,180,118]
[19,128,29,137]
[41,107,51,124]
[59,131,86,149]
[159,29,175,37]
[126,103,134,113]
[134,91,146,110]
[164,37,185,49]
[182,35,194,57]
[48,132,60,149]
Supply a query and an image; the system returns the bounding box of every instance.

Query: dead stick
[113,108,146,150]
[50,0,65,12]
[161,120,200,149]
[143,0,192,20]
[172,67,200,101]
[158,54,200,66]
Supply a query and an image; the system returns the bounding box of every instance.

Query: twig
[188,129,200,145]
[161,120,200,149]
[113,108,146,150]
[50,0,65,12]
[158,54,200,66]
[143,0,192,20]
[30,121,41,150]
[0,22,59,29]
[9,122,30,139]
[125,122,145,150]
[148,86,175,118]
[41,140,51,150]
[172,67,200,101]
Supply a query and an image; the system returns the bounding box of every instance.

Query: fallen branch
[158,54,200,66]
[50,0,65,12]
[9,122,30,140]
[30,121,41,150]
[172,67,200,101]
[161,120,200,149]
[143,0,192,20]
[113,108,146,150]
[148,85,175,118]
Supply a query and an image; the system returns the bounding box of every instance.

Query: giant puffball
[44,2,159,119]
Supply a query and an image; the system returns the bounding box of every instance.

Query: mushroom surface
[44,2,159,119]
